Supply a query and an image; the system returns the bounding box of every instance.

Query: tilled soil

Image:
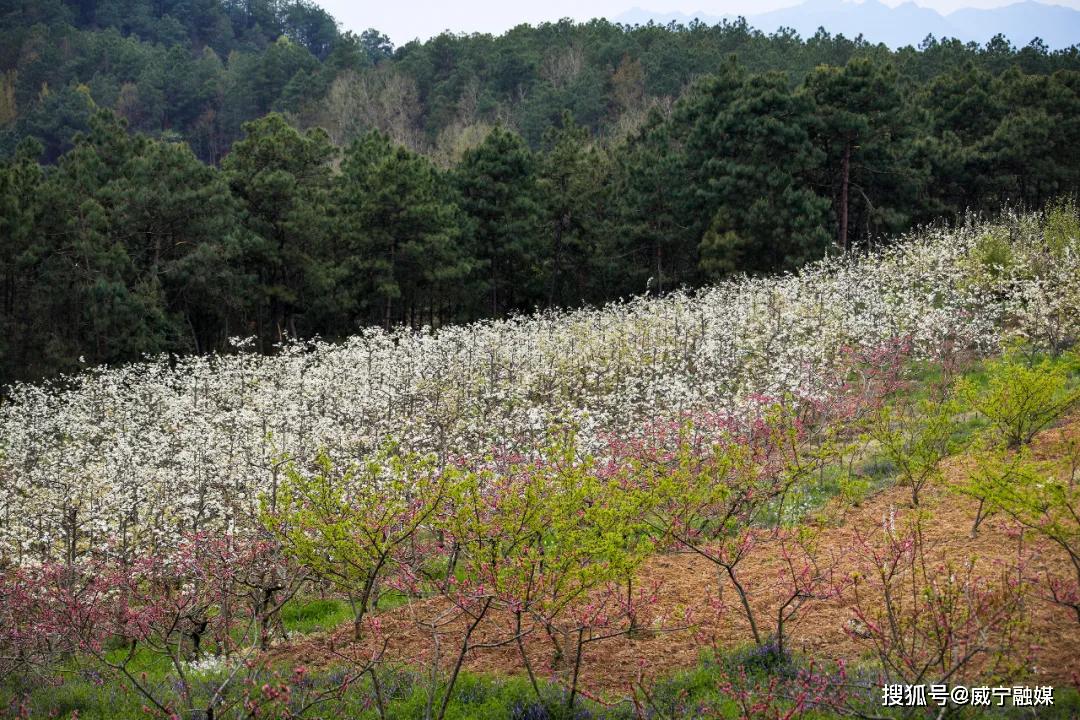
[269,417,1080,702]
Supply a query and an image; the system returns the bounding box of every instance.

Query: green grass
[281,597,353,635]
[277,591,410,636]
[753,347,1080,530]
[7,637,1079,719]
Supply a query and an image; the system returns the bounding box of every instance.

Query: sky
[315,0,1080,46]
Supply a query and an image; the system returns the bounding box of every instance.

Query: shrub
[958,353,1079,449]
[972,226,1015,278]
[863,393,960,507]
[844,511,1030,689]
[1044,196,1080,257]
[969,447,1080,624]
[262,444,452,642]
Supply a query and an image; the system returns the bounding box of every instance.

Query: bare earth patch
[269,416,1080,701]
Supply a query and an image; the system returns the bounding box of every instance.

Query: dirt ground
[270,416,1080,701]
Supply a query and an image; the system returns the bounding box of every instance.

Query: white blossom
[0,211,1075,562]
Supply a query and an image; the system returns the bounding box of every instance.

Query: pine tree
[0,137,43,384]
[683,63,831,276]
[615,108,699,295]
[223,112,336,347]
[334,131,469,329]
[536,112,614,308]
[454,127,543,317]
[804,57,914,252]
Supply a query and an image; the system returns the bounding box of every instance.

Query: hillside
[4,3,1080,718]
[3,0,1080,162]
[2,208,1079,719]
[2,1,1080,387]
[2,208,1077,565]
[271,416,1080,692]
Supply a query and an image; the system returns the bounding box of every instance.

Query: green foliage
[334,131,469,328]
[971,226,1016,279]
[965,440,1080,619]
[957,352,1080,449]
[262,444,451,640]
[953,350,1079,547]
[957,440,1037,536]
[863,394,961,507]
[0,112,250,379]
[1044,196,1080,256]
[535,112,616,309]
[454,127,544,317]
[685,65,832,275]
[804,57,917,250]
[615,110,698,294]
[633,405,841,648]
[280,597,353,634]
[223,113,336,346]
[442,427,652,623]
[3,0,1080,385]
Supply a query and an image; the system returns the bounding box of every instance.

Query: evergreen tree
[536,112,614,308]
[683,62,831,277]
[21,113,172,373]
[454,127,543,317]
[804,57,917,250]
[0,137,43,384]
[615,109,699,295]
[104,131,248,355]
[334,131,469,329]
[914,61,1002,217]
[984,69,1080,207]
[223,112,335,347]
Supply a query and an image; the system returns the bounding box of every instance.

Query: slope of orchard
[1,209,1077,563]
[2,207,1080,720]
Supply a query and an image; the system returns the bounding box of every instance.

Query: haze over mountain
[615,0,1080,48]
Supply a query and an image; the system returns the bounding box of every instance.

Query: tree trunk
[838,140,851,253]
[547,220,565,307]
[654,240,663,294]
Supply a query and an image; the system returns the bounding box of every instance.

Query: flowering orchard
[2,208,1080,718]
[1,210,1076,564]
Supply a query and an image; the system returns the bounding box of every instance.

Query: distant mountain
[947,2,1080,48]
[614,8,729,26]
[614,0,1080,49]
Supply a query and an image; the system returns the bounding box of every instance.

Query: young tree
[844,512,1029,692]
[771,527,839,658]
[968,446,1080,624]
[863,393,960,507]
[0,565,56,684]
[46,536,271,720]
[263,446,451,641]
[202,533,309,652]
[422,429,650,711]
[958,353,1080,450]
[636,402,837,647]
